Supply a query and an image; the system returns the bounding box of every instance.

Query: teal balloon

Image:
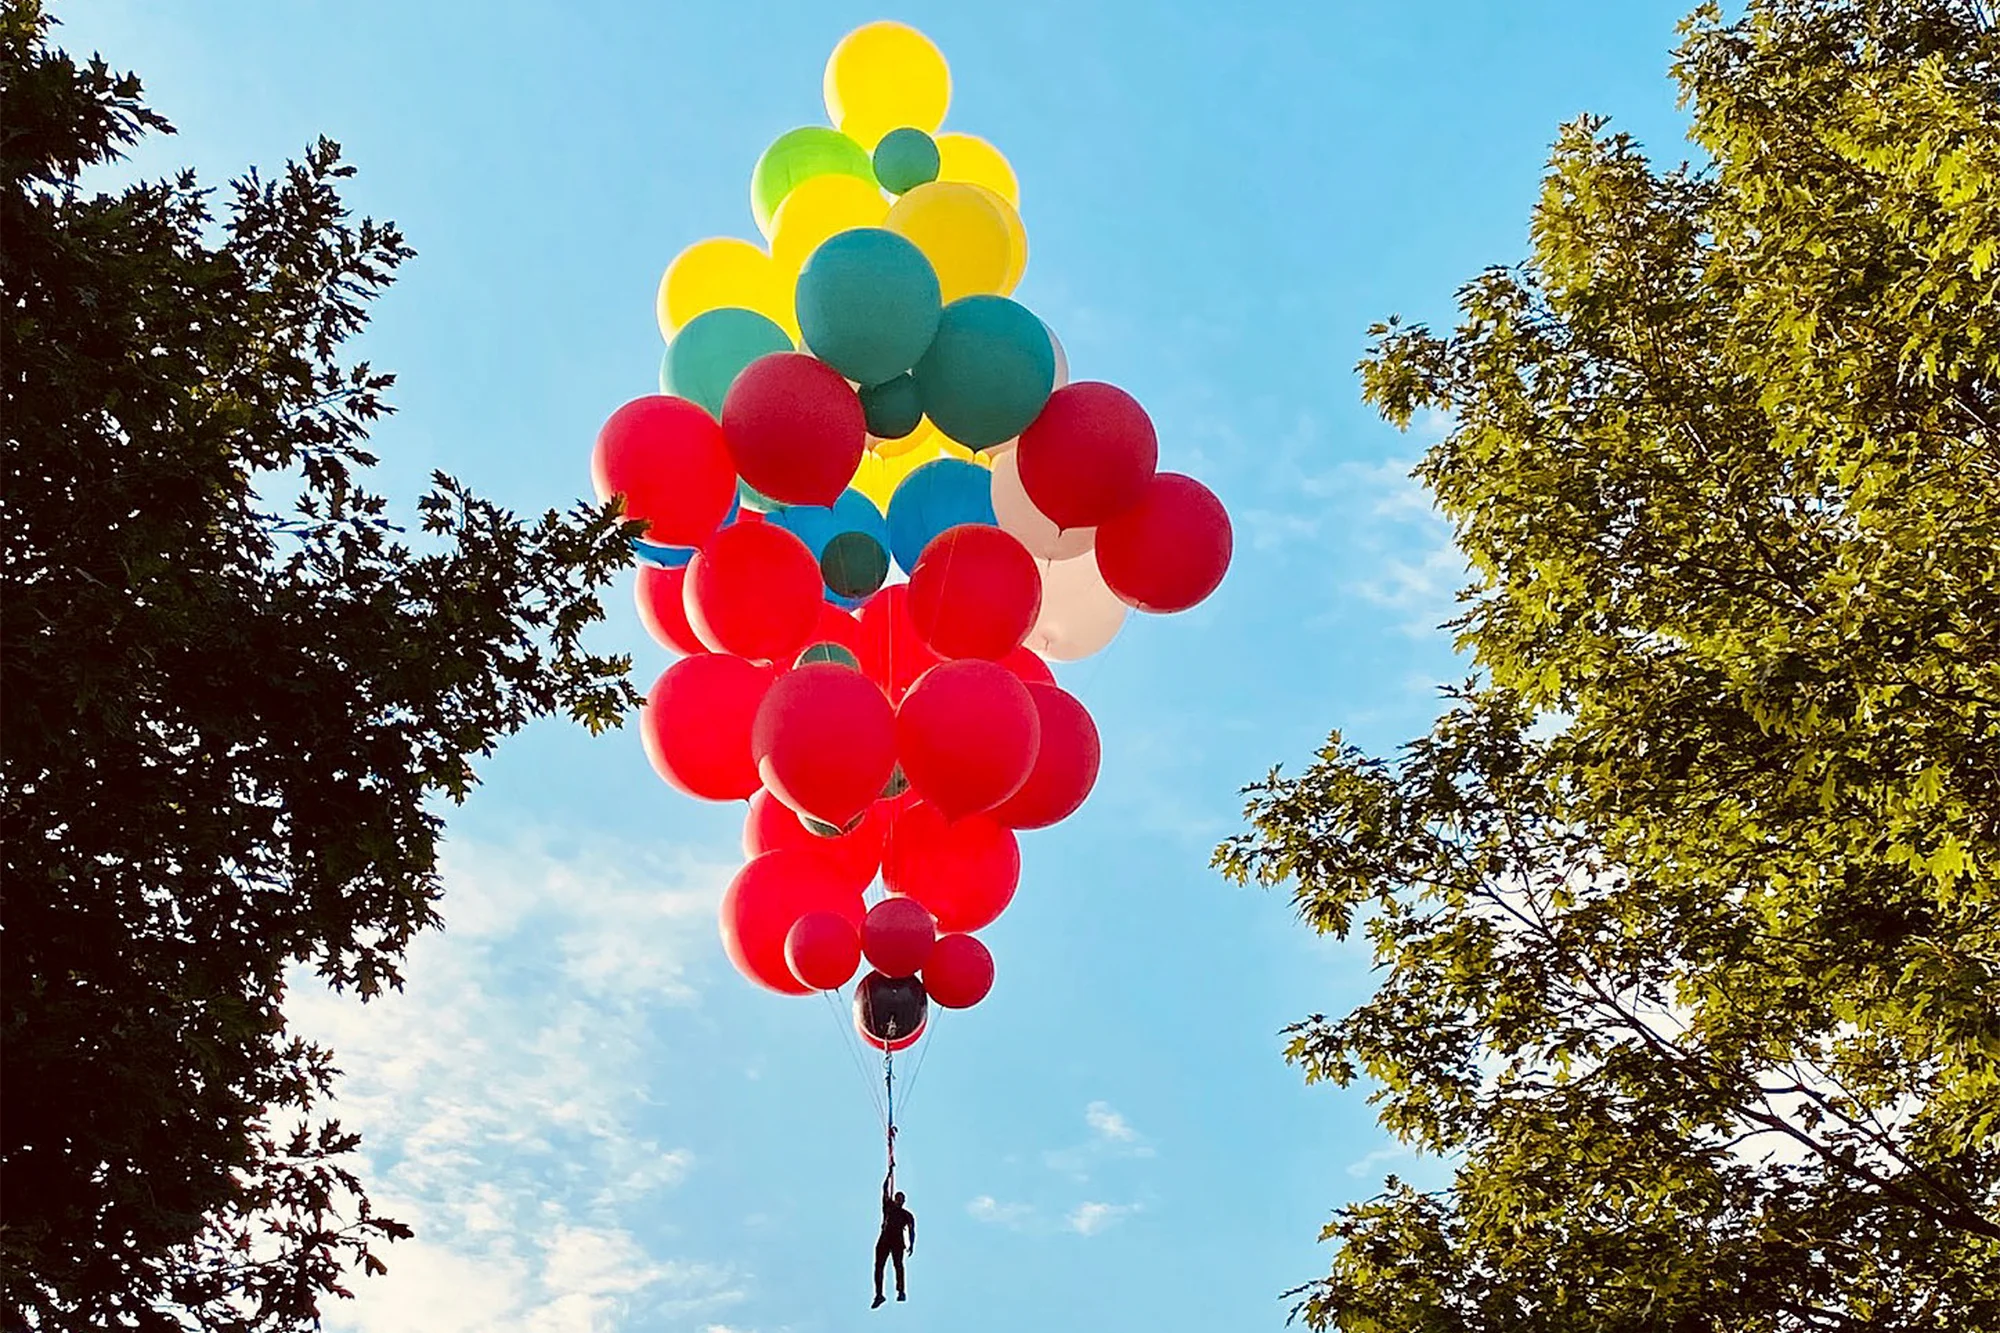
[860,373,923,440]
[661,307,792,418]
[821,530,889,599]
[738,477,782,513]
[796,228,942,388]
[873,128,941,195]
[885,458,995,574]
[796,642,862,670]
[768,489,891,607]
[913,296,1056,449]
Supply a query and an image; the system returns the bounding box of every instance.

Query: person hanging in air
[872,1167,915,1308]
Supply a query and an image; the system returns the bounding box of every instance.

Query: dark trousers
[873,1237,905,1297]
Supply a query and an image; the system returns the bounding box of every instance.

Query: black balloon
[854,970,929,1044]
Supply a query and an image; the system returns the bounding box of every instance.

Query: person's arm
[905,1211,916,1255]
[883,1170,895,1204]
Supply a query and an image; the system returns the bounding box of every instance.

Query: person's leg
[873,1240,890,1306]
[892,1246,906,1299]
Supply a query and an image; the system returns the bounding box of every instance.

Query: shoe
[871,1296,885,1309]
[897,1293,906,1302]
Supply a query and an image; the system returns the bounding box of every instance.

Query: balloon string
[823,985,887,1128]
[895,1008,939,1121]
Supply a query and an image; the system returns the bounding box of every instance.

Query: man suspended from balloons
[586,18,1234,1303]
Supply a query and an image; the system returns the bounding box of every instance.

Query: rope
[895,1009,941,1120]
[822,985,887,1127]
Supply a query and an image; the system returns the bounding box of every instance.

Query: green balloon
[796,641,862,670]
[914,296,1057,449]
[738,477,782,513]
[796,228,941,387]
[881,764,909,799]
[661,307,792,418]
[859,373,924,439]
[873,128,941,195]
[751,127,876,235]
[821,531,889,599]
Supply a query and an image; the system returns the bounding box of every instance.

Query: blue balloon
[661,307,792,418]
[796,228,942,388]
[769,489,892,607]
[886,458,995,574]
[913,295,1056,448]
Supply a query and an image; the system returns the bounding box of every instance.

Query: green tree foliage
[1215,1,2000,1327]
[0,8,637,1328]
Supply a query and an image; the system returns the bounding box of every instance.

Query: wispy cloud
[288,833,745,1331]
[966,1195,1036,1229]
[1085,1101,1137,1143]
[1045,1100,1155,1179]
[1065,1201,1142,1236]
[1345,1144,1413,1178]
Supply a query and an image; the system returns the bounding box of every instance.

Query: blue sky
[64,3,1692,1329]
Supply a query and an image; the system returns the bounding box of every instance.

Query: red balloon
[896,660,1040,819]
[882,801,1020,932]
[684,521,823,662]
[634,564,709,657]
[923,934,995,1009]
[908,524,1043,660]
[988,683,1101,829]
[751,664,897,827]
[1093,472,1233,613]
[641,655,776,801]
[809,602,865,660]
[999,644,1055,687]
[721,352,867,506]
[1016,382,1159,530]
[856,584,941,702]
[785,910,863,991]
[863,896,937,977]
[743,788,885,892]
[720,850,866,995]
[592,396,738,545]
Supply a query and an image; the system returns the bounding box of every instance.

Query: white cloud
[1084,1100,1137,1144]
[286,833,745,1332]
[1065,1201,1141,1236]
[966,1195,1035,1229]
[1345,1144,1412,1178]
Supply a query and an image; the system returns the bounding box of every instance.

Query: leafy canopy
[1216,2,2000,1329]
[0,7,637,1329]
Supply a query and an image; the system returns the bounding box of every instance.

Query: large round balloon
[882,802,1020,932]
[752,663,897,828]
[913,296,1055,449]
[1093,472,1233,613]
[641,655,776,801]
[987,683,1101,829]
[684,521,823,663]
[896,660,1040,819]
[990,446,1094,560]
[999,643,1055,686]
[933,132,1019,207]
[823,21,951,150]
[658,237,793,339]
[634,563,709,657]
[785,910,863,991]
[856,584,941,702]
[770,172,891,274]
[923,934,994,1009]
[750,126,875,238]
[862,896,937,977]
[1015,382,1158,529]
[907,524,1042,660]
[1025,550,1129,661]
[720,849,866,995]
[721,352,867,507]
[885,181,1023,303]
[854,971,929,1050]
[795,228,942,389]
[592,396,738,546]
[743,787,885,892]
[661,308,793,419]
[873,127,940,195]
[885,457,995,573]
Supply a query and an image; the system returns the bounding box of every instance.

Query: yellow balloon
[824,22,951,151]
[769,172,890,273]
[970,183,1028,293]
[871,417,942,460]
[933,132,1019,209]
[658,237,794,341]
[885,181,1023,303]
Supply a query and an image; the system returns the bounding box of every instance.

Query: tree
[1214,1,2000,1328]
[0,8,637,1328]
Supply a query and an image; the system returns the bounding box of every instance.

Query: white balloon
[991,447,1095,560]
[1025,552,1126,661]
[1044,322,1069,390]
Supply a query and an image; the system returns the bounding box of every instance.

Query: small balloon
[824,22,951,150]
[661,308,793,419]
[862,895,937,977]
[795,228,943,389]
[853,970,929,1050]
[641,655,776,801]
[860,373,924,440]
[1025,550,1129,661]
[721,352,867,507]
[751,126,876,238]
[873,126,942,194]
[721,849,866,995]
[923,934,995,1009]
[822,530,889,600]
[1094,472,1233,613]
[786,910,863,991]
[634,563,709,657]
[914,296,1055,449]
[592,396,738,546]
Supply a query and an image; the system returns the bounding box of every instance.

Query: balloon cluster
[589,21,1233,1050]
